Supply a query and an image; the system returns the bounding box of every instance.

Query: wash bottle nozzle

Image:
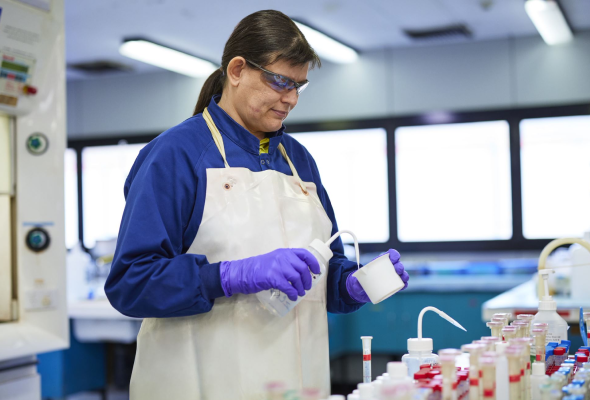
[539,269,555,300]
[326,230,360,268]
[418,307,466,339]
[402,306,466,378]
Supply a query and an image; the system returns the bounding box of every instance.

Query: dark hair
[192,10,321,116]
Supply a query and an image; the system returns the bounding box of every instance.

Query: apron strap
[203,107,230,168]
[278,144,309,196]
[203,107,309,195]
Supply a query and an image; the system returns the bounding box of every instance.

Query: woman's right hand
[220,248,321,301]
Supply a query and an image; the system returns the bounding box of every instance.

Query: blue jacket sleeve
[105,137,224,319]
[320,188,366,314]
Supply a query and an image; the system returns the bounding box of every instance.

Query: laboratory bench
[37,273,531,398]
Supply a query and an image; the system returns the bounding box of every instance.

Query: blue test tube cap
[571,380,585,387]
[558,367,571,375]
[548,342,559,347]
[546,348,554,360]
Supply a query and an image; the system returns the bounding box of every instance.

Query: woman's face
[233,59,309,135]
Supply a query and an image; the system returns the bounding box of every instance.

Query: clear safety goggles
[246,59,309,95]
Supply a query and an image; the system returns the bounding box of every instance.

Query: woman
[106,9,409,400]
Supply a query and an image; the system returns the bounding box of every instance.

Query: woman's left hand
[346,249,409,303]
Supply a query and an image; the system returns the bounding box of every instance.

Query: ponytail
[193,68,225,116]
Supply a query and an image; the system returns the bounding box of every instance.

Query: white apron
[129,108,334,400]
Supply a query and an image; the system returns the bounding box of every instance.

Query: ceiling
[65,0,590,80]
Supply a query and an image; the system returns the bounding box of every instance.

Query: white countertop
[481,278,590,323]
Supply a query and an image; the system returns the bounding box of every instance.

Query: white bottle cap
[309,239,334,263]
[347,394,360,400]
[357,383,373,399]
[495,341,509,354]
[408,337,434,352]
[532,362,545,376]
[329,396,346,400]
[387,361,408,378]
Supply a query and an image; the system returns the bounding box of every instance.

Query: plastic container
[495,341,510,400]
[532,269,569,345]
[386,362,413,387]
[353,254,405,304]
[569,232,590,301]
[401,306,466,378]
[531,362,548,400]
[256,238,332,317]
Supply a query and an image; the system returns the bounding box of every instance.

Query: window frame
[67,102,590,254]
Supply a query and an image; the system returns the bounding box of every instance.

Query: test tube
[481,337,500,353]
[361,336,373,384]
[480,354,496,400]
[493,313,512,327]
[512,338,532,400]
[503,326,518,342]
[532,328,547,364]
[462,344,486,400]
[439,349,462,399]
[507,345,524,400]
[487,321,504,339]
[513,321,531,339]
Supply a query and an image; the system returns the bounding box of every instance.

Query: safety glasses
[245,59,309,95]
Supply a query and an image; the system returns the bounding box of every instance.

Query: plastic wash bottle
[402,306,467,378]
[256,230,359,317]
[531,269,568,345]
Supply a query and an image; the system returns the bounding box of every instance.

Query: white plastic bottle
[569,231,590,301]
[256,239,332,317]
[530,362,547,400]
[495,341,510,400]
[386,362,413,387]
[532,269,569,345]
[401,306,467,378]
[66,242,91,302]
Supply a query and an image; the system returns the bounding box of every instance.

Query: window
[395,121,512,242]
[290,128,389,243]
[521,115,590,239]
[64,148,79,249]
[82,143,146,249]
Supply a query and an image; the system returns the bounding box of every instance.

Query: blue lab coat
[105,95,365,318]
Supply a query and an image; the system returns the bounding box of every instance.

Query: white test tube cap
[329,396,346,400]
[387,361,408,378]
[361,336,373,352]
[357,383,373,399]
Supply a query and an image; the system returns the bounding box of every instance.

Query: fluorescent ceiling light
[293,21,358,64]
[525,0,573,45]
[120,38,218,78]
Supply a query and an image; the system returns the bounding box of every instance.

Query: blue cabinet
[329,291,500,358]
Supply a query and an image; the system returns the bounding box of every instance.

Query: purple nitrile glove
[220,248,321,301]
[346,249,409,303]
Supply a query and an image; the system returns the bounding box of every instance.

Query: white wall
[67,32,590,139]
